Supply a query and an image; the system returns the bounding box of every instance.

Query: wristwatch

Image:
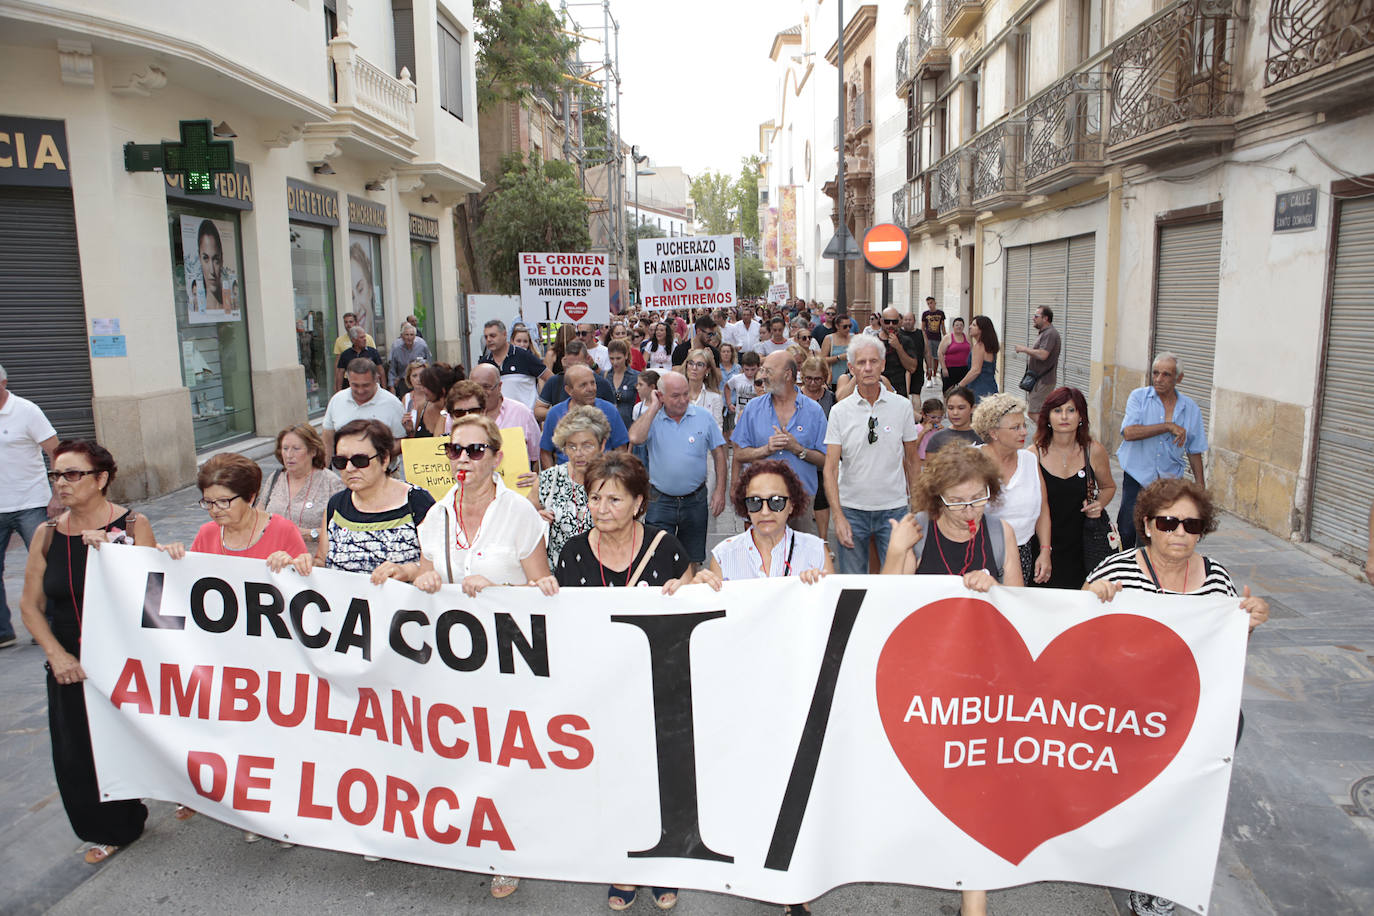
[796,446,806,459]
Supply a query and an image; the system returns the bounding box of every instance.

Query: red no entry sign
[863,223,909,271]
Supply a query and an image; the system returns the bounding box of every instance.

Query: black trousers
[47,671,148,846]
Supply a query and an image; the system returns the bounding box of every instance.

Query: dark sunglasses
[448,406,484,416]
[47,469,101,482]
[867,416,879,444]
[882,318,899,325]
[443,442,492,459]
[330,452,382,470]
[743,495,790,513]
[1150,515,1205,535]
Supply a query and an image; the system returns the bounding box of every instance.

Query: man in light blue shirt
[540,365,628,466]
[1116,352,1208,548]
[628,370,726,565]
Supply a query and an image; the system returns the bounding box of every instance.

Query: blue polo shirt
[643,403,725,495]
[540,397,630,464]
[731,392,828,495]
[1116,385,1208,485]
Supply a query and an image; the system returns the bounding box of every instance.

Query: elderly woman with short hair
[971,392,1051,585]
[1084,476,1268,916]
[256,424,344,552]
[529,405,611,566]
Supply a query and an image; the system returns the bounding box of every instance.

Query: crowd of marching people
[6,296,1277,916]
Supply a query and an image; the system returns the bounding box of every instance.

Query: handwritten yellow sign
[400,429,532,500]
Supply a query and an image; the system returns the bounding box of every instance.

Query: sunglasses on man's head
[1150,515,1205,535]
[743,495,790,513]
[443,442,492,460]
[330,452,381,470]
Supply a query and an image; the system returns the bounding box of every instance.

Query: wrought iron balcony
[944,0,984,40]
[970,120,1024,210]
[892,187,908,228]
[914,3,951,77]
[849,92,872,135]
[934,152,973,223]
[1024,66,1107,193]
[1107,0,1240,164]
[896,36,912,93]
[1265,0,1374,111]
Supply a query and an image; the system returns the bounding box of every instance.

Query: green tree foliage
[736,255,768,298]
[734,155,762,243]
[474,0,577,111]
[476,153,591,293]
[577,86,609,163]
[690,171,736,235]
[628,221,665,299]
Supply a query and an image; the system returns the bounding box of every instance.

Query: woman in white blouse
[693,459,831,587]
[971,393,1051,585]
[405,414,559,600]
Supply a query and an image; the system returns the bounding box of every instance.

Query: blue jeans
[1117,472,1143,550]
[644,485,708,566]
[0,506,49,639]
[836,506,907,575]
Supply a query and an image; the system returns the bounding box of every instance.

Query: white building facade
[0,0,481,498]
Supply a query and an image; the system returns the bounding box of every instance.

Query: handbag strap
[1082,445,1098,501]
[442,509,455,584]
[625,529,667,588]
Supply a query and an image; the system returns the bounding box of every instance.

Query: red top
[629,347,647,371]
[191,513,307,559]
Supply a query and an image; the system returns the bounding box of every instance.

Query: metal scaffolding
[560,0,625,297]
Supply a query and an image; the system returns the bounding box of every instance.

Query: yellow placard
[400,428,533,500]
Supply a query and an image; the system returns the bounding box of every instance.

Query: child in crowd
[916,397,946,462]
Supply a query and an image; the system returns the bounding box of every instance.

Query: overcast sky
[579,0,794,178]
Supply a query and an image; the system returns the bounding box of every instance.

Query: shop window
[410,241,436,345]
[290,223,336,412]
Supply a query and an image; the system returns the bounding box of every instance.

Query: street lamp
[631,145,655,304]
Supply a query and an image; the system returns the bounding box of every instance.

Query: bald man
[471,362,540,468]
[539,364,629,467]
[877,307,921,397]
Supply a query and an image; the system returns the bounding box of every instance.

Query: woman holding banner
[20,440,153,865]
[256,424,344,554]
[1083,477,1267,916]
[881,444,1021,916]
[553,451,691,911]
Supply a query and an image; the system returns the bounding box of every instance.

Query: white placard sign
[767,283,790,305]
[83,548,1247,908]
[637,234,737,311]
[518,252,609,324]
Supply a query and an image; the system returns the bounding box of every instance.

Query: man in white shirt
[725,303,764,355]
[479,319,551,409]
[579,324,612,373]
[471,362,541,469]
[823,335,920,574]
[322,359,405,460]
[0,363,58,648]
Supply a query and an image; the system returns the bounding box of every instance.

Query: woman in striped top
[1083,476,1268,916]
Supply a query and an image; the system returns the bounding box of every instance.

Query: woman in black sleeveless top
[1032,387,1116,590]
[20,440,154,865]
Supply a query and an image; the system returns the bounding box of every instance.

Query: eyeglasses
[198,494,243,511]
[330,452,382,470]
[997,422,1028,433]
[449,406,484,416]
[743,495,790,513]
[563,440,601,455]
[801,375,827,384]
[867,416,879,444]
[686,360,708,369]
[1150,515,1205,535]
[443,442,492,460]
[47,469,100,483]
[940,489,991,511]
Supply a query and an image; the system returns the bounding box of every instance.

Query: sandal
[490,875,519,899]
[83,844,118,864]
[608,885,637,911]
[173,805,195,821]
[782,906,812,915]
[652,887,678,910]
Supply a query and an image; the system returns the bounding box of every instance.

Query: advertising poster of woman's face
[350,238,382,338]
[180,215,240,324]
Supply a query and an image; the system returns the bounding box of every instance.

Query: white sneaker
[243,831,261,843]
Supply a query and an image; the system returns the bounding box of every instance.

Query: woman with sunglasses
[1084,477,1267,916]
[20,440,153,865]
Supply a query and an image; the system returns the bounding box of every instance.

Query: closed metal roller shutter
[1152,219,1221,426]
[931,266,944,314]
[1308,194,1374,564]
[1064,234,1095,394]
[1002,246,1031,386]
[0,188,94,440]
[1028,239,1068,394]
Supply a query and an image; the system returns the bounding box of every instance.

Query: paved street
[2,452,1372,915]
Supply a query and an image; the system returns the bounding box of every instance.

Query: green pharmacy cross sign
[123,119,234,194]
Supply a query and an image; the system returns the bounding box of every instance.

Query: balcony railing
[1267,0,1374,86]
[934,152,970,217]
[1108,0,1239,148]
[892,187,908,228]
[970,120,1023,205]
[1025,66,1107,184]
[944,0,983,40]
[850,92,871,132]
[896,35,912,89]
[330,35,416,138]
[915,2,949,72]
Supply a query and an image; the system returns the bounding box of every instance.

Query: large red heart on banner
[875,597,1200,864]
[562,300,589,321]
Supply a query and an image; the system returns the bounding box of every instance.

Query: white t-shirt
[712,528,827,580]
[757,338,793,356]
[823,387,920,511]
[725,319,763,355]
[322,386,405,438]
[587,344,611,374]
[418,474,547,584]
[0,393,56,511]
[980,447,1042,546]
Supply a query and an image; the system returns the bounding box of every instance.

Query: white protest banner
[637,235,737,311]
[83,548,1247,907]
[767,282,790,305]
[518,252,609,324]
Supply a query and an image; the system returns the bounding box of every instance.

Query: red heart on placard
[563,300,588,321]
[875,598,1199,864]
